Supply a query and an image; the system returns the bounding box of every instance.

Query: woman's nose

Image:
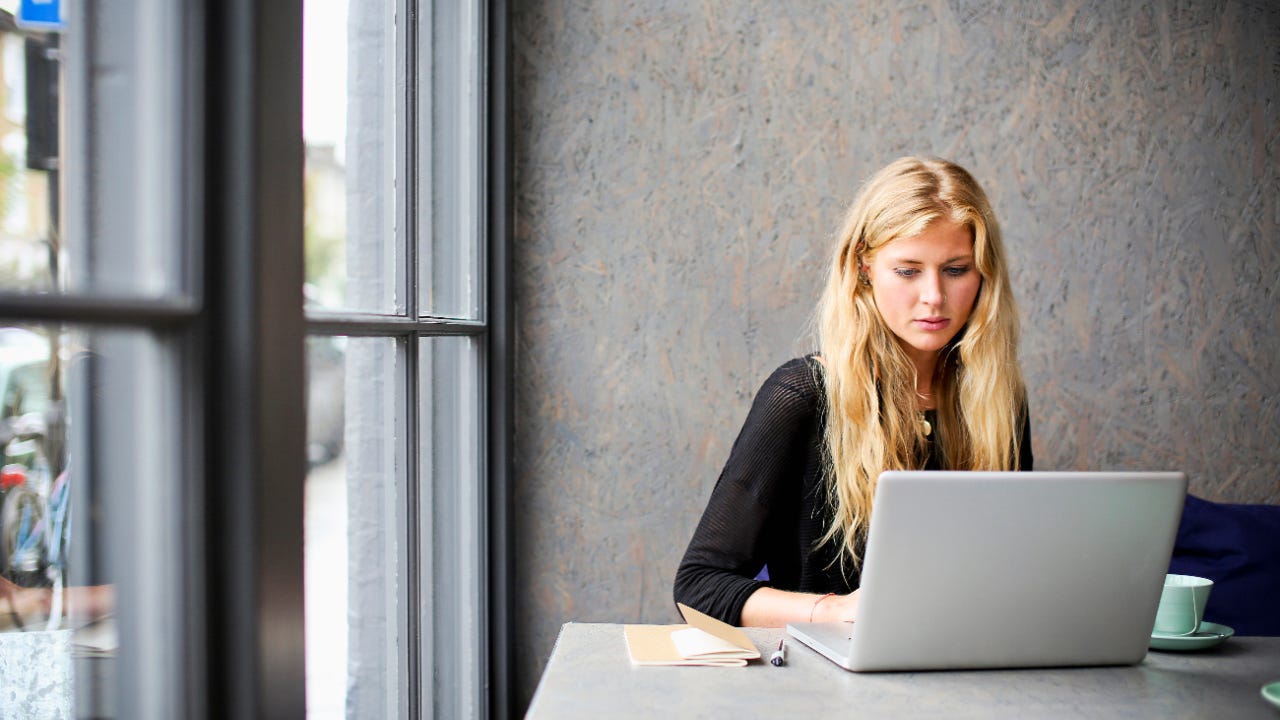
[921,273,944,306]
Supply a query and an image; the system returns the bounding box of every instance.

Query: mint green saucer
[1261,681,1280,710]
[1149,621,1234,651]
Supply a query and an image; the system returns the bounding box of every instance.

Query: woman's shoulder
[759,354,825,407]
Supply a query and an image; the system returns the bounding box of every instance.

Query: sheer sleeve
[673,359,821,625]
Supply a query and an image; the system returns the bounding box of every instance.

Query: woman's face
[862,219,981,369]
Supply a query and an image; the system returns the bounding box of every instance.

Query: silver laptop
[787,471,1187,671]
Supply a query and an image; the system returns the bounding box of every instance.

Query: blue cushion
[1168,494,1280,636]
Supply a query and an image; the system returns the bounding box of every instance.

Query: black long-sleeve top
[673,356,1033,625]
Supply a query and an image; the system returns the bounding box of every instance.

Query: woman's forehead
[875,221,974,260]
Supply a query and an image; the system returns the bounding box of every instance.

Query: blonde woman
[674,157,1032,626]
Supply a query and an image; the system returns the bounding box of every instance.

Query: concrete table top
[527,623,1280,719]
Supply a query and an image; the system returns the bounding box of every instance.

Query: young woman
[673,157,1032,626]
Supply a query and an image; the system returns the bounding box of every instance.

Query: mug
[1153,574,1212,636]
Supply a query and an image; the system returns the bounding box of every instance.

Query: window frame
[204,0,309,716]
[301,0,510,718]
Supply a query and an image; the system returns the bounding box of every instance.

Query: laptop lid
[789,470,1187,671]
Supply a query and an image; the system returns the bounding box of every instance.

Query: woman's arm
[673,359,820,625]
[741,586,859,626]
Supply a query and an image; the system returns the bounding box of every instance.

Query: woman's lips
[915,317,950,331]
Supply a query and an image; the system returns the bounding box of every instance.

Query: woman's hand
[812,589,860,623]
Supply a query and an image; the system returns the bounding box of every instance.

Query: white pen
[770,639,786,666]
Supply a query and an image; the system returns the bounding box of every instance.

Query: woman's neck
[904,346,939,409]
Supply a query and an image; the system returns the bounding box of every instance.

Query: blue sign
[18,0,65,32]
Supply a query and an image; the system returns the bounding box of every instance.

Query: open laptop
[787,470,1187,671]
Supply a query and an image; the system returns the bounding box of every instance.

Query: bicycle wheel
[1,486,46,584]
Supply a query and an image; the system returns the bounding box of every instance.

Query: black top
[673,356,1034,625]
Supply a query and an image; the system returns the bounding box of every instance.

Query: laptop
[787,470,1187,671]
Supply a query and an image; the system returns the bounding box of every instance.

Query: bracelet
[810,593,836,622]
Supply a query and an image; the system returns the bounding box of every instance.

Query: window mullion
[401,334,421,720]
[205,0,307,717]
[486,2,513,717]
[401,0,418,322]
[401,1,422,719]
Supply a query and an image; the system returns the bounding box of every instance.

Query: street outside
[305,454,347,719]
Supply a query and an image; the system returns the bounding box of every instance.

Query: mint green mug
[1153,574,1212,636]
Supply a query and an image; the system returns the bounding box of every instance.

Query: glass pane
[419,335,482,715]
[0,325,86,717]
[304,0,400,314]
[0,24,59,293]
[0,325,187,719]
[55,1,188,297]
[305,335,402,719]
[419,2,484,320]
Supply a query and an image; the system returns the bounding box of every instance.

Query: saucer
[1149,621,1234,651]
[1262,681,1280,710]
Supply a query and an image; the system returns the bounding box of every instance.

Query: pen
[770,639,786,666]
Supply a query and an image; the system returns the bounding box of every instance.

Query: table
[526,623,1280,719]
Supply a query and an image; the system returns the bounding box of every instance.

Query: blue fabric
[1168,494,1280,636]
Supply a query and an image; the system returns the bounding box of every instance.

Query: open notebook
[624,603,761,667]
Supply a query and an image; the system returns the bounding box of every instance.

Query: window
[302,1,507,718]
[0,2,506,717]
[0,2,203,718]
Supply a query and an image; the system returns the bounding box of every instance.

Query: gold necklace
[917,389,933,437]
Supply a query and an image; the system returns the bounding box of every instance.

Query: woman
[673,157,1032,626]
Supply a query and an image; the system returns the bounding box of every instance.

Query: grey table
[526,623,1280,719]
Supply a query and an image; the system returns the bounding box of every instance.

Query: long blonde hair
[815,157,1026,571]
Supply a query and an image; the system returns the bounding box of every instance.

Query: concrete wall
[511,0,1279,709]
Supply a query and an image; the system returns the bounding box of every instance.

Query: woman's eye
[944,265,971,277]
[894,268,918,278]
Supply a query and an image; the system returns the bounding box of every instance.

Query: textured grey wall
[511,0,1279,709]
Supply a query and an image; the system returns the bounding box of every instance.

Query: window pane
[0,325,187,719]
[0,325,85,718]
[57,2,189,297]
[0,326,61,593]
[304,0,400,314]
[305,335,403,719]
[419,335,483,716]
[0,25,59,293]
[419,2,484,320]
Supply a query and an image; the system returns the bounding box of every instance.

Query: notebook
[787,470,1187,672]
[624,603,762,667]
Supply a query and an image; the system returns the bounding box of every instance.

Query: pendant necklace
[917,389,933,437]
